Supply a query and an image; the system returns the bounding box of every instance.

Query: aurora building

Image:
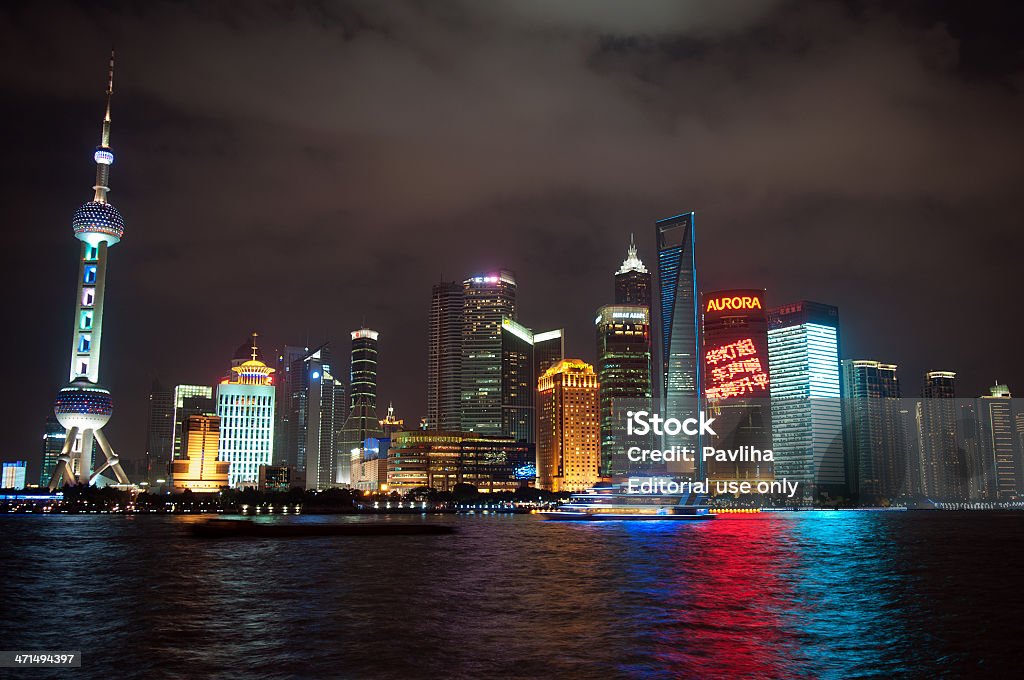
[702,290,773,485]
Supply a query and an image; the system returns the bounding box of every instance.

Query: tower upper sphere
[73,200,125,246]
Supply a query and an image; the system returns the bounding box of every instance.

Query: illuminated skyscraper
[918,371,964,501]
[500,318,536,442]
[171,415,229,493]
[842,360,903,503]
[615,234,652,308]
[537,359,601,492]
[145,381,175,483]
[977,383,1016,500]
[216,334,276,488]
[533,329,565,379]
[338,329,382,484]
[461,271,517,435]
[2,462,27,490]
[274,343,310,466]
[701,290,774,486]
[656,213,699,478]
[40,416,67,487]
[428,281,464,430]
[596,304,652,477]
[386,431,534,494]
[172,385,214,458]
[768,301,844,499]
[291,344,344,490]
[48,52,130,489]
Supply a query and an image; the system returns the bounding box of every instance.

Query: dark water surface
[1,512,1022,679]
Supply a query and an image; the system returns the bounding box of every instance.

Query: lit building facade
[216,335,276,488]
[172,385,214,458]
[258,465,298,492]
[286,344,344,490]
[656,212,699,478]
[145,380,175,484]
[533,329,565,381]
[386,431,534,494]
[2,461,27,490]
[615,234,652,308]
[537,359,601,492]
[40,416,67,487]
[428,281,464,430]
[842,360,903,503]
[350,438,391,492]
[274,344,310,466]
[461,271,517,435]
[501,318,536,442]
[596,304,652,477]
[338,329,382,485]
[977,383,1017,501]
[171,415,229,493]
[767,301,844,499]
[918,371,963,501]
[702,290,773,486]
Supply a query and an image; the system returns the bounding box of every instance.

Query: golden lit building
[171,414,229,492]
[537,359,600,492]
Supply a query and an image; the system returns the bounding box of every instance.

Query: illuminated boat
[540,486,715,521]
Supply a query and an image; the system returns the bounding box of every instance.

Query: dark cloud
[3,0,1022,478]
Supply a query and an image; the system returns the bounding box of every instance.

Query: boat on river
[540,485,715,521]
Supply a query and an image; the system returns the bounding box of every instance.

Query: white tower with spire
[49,52,131,489]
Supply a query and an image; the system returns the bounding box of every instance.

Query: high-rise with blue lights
[289,344,344,490]
[656,213,699,478]
[767,301,844,500]
[48,52,131,490]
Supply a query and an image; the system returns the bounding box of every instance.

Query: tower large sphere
[54,378,113,430]
[72,200,125,246]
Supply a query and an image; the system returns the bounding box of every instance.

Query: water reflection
[0,513,1018,678]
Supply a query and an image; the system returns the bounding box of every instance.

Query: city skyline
[6,2,1024,473]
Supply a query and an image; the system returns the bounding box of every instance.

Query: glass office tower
[768,301,844,500]
[461,271,517,435]
[656,212,699,478]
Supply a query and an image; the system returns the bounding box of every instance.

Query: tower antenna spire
[92,49,116,203]
[102,49,114,146]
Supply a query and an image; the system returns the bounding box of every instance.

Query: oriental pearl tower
[48,52,130,490]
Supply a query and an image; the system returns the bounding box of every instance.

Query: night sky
[5,1,1024,477]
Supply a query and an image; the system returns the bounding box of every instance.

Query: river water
[1,512,1020,679]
